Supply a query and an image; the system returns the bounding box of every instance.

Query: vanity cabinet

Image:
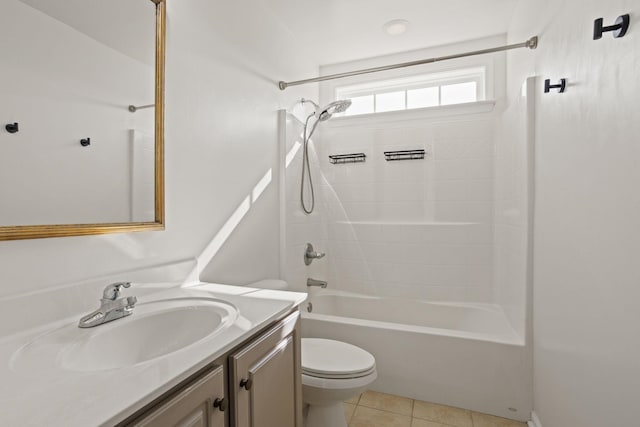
[121,310,301,427]
[230,311,302,427]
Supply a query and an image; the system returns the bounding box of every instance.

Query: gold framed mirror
[0,0,165,241]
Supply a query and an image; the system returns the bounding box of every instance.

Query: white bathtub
[301,290,531,422]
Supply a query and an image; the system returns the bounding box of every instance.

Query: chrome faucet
[307,278,327,288]
[304,243,326,265]
[78,282,137,328]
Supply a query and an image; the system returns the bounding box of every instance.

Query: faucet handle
[304,243,326,265]
[102,282,131,300]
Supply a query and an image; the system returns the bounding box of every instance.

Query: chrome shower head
[317,99,352,121]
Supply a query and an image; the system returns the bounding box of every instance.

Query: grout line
[356,403,413,418]
[354,393,415,419]
[411,399,416,427]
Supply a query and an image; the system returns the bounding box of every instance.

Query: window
[441,81,477,105]
[336,67,485,117]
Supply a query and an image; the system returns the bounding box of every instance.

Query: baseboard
[527,411,543,427]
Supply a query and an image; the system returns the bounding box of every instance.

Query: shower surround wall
[279,104,499,304]
[280,110,328,293]
[494,78,535,342]
[319,114,496,302]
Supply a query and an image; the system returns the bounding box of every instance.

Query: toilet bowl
[302,338,377,427]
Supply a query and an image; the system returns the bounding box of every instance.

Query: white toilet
[301,338,377,427]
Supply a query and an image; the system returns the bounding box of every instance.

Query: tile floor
[343,391,527,427]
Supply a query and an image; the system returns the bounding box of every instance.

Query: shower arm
[301,98,320,110]
[279,36,538,90]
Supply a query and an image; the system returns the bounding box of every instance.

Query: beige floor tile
[345,393,363,405]
[344,403,357,423]
[358,390,414,416]
[349,406,412,427]
[411,418,452,427]
[471,412,527,427]
[412,400,472,427]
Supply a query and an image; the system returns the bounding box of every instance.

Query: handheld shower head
[298,98,352,215]
[317,99,352,121]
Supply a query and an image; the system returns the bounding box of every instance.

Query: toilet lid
[302,338,376,379]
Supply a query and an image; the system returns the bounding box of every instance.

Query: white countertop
[0,282,306,426]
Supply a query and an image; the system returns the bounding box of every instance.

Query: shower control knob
[304,243,326,265]
[240,378,253,390]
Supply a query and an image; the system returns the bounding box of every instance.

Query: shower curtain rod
[278,36,538,90]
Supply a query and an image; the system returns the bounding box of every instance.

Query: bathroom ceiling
[264,0,519,65]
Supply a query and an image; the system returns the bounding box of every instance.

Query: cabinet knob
[239,378,253,390]
[213,397,228,412]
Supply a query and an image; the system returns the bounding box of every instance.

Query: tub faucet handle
[304,243,325,265]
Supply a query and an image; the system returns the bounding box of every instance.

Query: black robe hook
[594,14,630,40]
[544,79,567,94]
[5,123,19,133]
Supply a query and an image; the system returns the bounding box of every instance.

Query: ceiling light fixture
[383,19,410,36]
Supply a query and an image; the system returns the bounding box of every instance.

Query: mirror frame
[0,0,166,241]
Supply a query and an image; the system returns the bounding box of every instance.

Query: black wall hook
[5,123,19,133]
[80,138,91,147]
[594,14,630,40]
[544,79,567,93]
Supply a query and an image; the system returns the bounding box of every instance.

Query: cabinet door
[131,365,227,427]
[230,311,301,427]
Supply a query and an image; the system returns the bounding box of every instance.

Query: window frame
[335,66,486,116]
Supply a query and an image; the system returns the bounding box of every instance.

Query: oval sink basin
[11,297,238,372]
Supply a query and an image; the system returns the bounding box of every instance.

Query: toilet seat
[302,368,377,391]
[302,338,376,380]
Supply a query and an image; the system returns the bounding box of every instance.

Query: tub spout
[307,278,327,288]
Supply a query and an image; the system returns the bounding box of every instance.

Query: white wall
[507,1,640,426]
[0,0,317,300]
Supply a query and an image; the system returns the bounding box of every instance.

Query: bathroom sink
[11,297,238,372]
